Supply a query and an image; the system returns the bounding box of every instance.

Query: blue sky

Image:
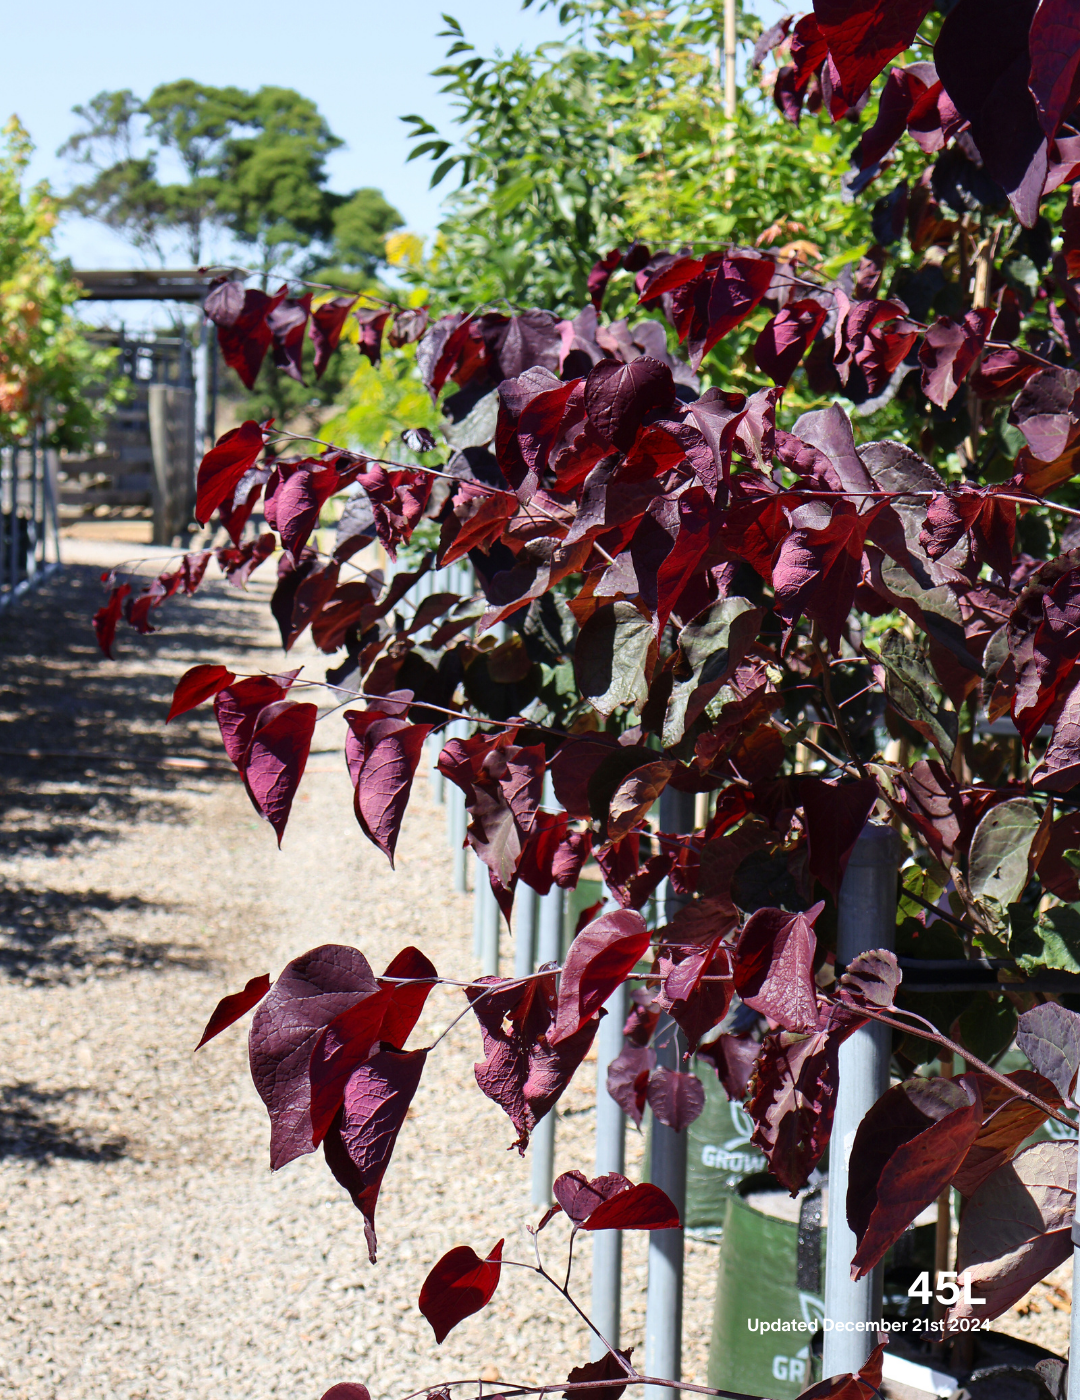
[5,0,787,271]
[5,0,565,266]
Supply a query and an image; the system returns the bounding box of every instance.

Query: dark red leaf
[195,420,267,526]
[205,282,286,389]
[307,946,437,1147]
[848,1074,983,1277]
[947,1141,1075,1324]
[551,909,651,1045]
[795,1343,885,1400]
[660,256,776,371]
[588,248,623,312]
[214,672,297,772]
[243,700,317,845]
[832,292,918,400]
[468,973,600,1152]
[921,488,1015,579]
[344,713,434,866]
[268,293,312,384]
[656,937,735,1053]
[167,664,237,722]
[734,904,822,1033]
[553,1169,634,1223]
[249,944,380,1170]
[308,988,395,1146]
[918,309,994,408]
[273,459,352,561]
[1035,811,1080,900]
[564,1349,633,1400]
[584,1181,680,1231]
[378,945,439,1051]
[801,777,878,898]
[217,466,269,546]
[215,532,276,590]
[951,1070,1064,1196]
[854,64,931,169]
[321,1386,371,1400]
[309,296,358,379]
[1028,0,1080,142]
[1013,565,1080,747]
[935,0,1047,228]
[606,1043,656,1127]
[1009,366,1080,463]
[747,1003,866,1192]
[813,0,931,108]
[583,357,676,451]
[322,1045,427,1262]
[837,948,901,1010]
[971,345,1042,399]
[774,500,881,654]
[355,308,392,367]
[645,1067,705,1133]
[696,1034,760,1102]
[195,973,270,1050]
[418,1239,503,1343]
[92,583,130,659]
[754,299,828,387]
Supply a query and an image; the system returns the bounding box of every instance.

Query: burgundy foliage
[418,1240,503,1343]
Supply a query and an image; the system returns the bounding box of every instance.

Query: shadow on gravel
[0,1083,127,1163]
[0,561,272,855]
[0,883,209,985]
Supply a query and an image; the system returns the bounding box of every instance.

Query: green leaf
[968,798,1041,913]
[1010,902,1080,974]
[957,993,1018,1064]
[662,597,762,747]
[872,629,958,764]
[574,601,656,717]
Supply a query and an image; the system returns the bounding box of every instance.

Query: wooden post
[148,384,194,545]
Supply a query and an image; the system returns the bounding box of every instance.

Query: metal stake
[645,788,695,1400]
[591,979,628,1360]
[532,853,565,1207]
[478,857,501,976]
[515,884,538,980]
[822,821,901,1378]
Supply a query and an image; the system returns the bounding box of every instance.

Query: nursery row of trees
[91,2,1080,1398]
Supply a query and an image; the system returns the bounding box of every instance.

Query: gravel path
[0,548,718,1400]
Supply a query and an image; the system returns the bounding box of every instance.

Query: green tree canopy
[60,82,402,277]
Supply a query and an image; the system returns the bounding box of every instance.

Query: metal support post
[645,788,696,1400]
[822,822,900,1378]
[591,978,628,1359]
[476,855,500,975]
[445,719,468,896]
[532,786,565,1206]
[515,884,538,980]
[1070,1151,1080,1400]
[430,735,445,805]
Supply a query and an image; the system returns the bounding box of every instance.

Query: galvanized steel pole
[515,884,538,981]
[590,976,628,1360]
[644,787,695,1400]
[822,821,900,1378]
[532,776,564,1206]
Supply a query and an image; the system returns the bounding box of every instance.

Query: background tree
[0,118,120,449]
[60,82,403,277]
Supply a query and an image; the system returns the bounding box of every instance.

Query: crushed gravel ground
[0,547,719,1400]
